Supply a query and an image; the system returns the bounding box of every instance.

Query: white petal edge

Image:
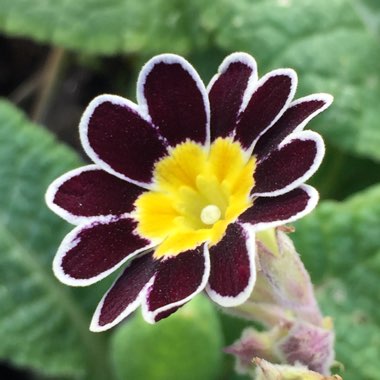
[136,53,211,149]
[252,130,325,198]
[245,184,319,232]
[79,94,160,191]
[52,216,158,287]
[90,270,155,332]
[239,68,298,156]
[141,244,211,324]
[205,224,257,307]
[207,51,258,93]
[287,93,334,133]
[45,164,121,225]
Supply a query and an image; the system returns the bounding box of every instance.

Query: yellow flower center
[133,137,256,258]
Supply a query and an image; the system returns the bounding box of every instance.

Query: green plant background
[0,0,379,379]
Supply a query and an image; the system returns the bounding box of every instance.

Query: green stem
[32,47,66,123]
[9,71,44,104]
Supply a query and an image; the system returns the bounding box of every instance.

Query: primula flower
[46,53,332,331]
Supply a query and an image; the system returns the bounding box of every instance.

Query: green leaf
[218,312,251,380]
[3,0,380,164]
[0,0,208,55]
[292,184,380,380]
[309,143,380,200]
[0,99,111,379]
[3,0,380,165]
[202,0,380,162]
[110,295,224,380]
[352,0,380,39]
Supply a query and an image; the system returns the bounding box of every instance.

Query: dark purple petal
[153,306,181,322]
[206,223,256,307]
[137,54,209,147]
[254,94,333,159]
[80,95,168,188]
[142,244,210,323]
[208,53,257,140]
[46,165,144,224]
[235,69,297,150]
[53,217,155,286]
[252,131,324,196]
[239,185,318,230]
[90,253,158,331]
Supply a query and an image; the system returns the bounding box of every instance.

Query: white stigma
[200,205,221,225]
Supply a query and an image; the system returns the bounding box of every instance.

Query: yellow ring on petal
[134,138,256,258]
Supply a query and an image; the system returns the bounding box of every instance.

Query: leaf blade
[0,99,110,378]
[293,184,380,380]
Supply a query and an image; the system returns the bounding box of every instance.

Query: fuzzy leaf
[353,0,380,38]
[293,184,380,380]
[2,0,380,163]
[0,0,208,55]
[0,99,111,379]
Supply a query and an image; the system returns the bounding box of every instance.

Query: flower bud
[277,321,335,375]
[226,320,334,376]
[231,228,323,328]
[225,325,290,375]
[254,358,342,380]
[226,228,336,377]
[256,228,323,326]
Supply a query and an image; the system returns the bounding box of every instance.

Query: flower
[45,53,332,331]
